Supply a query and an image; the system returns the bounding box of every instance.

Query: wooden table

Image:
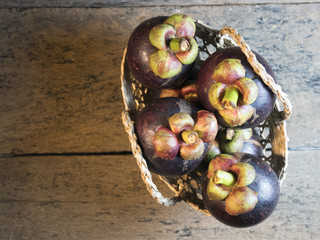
[1,1,319,239]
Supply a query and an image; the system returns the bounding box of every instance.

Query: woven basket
[121,21,292,216]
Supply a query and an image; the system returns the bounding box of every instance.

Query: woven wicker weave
[121,21,292,215]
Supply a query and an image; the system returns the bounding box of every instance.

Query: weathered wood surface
[1,5,320,155]
[1,1,320,8]
[0,151,319,239]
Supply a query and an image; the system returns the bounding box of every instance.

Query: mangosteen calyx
[153,110,217,161]
[217,128,253,153]
[206,154,258,216]
[149,14,199,79]
[208,59,259,127]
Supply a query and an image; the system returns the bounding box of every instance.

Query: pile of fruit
[125,13,283,228]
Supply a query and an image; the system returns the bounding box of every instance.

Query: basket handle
[219,27,292,122]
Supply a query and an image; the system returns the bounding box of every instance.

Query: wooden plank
[0,8,129,154]
[1,5,319,154]
[1,1,320,8]
[0,151,319,239]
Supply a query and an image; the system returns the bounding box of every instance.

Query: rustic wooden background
[1,1,319,239]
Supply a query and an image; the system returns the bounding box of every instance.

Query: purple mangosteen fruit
[202,140,221,164]
[135,97,218,176]
[180,83,198,103]
[127,14,199,89]
[217,128,264,158]
[160,82,199,103]
[202,153,280,228]
[196,47,276,128]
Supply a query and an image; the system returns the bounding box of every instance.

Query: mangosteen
[127,14,199,89]
[217,128,264,158]
[159,82,199,104]
[196,47,276,128]
[135,97,218,176]
[202,153,280,228]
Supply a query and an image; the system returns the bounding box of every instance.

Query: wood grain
[0,151,319,239]
[1,5,319,155]
[1,1,320,8]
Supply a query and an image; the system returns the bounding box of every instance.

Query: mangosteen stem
[170,38,190,52]
[214,170,236,186]
[221,87,239,110]
[181,130,199,145]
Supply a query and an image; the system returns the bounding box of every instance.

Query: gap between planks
[0,147,318,158]
[0,151,133,158]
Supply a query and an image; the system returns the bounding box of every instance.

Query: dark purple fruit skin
[202,153,280,228]
[196,47,276,128]
[241,131,264,158]
[135,97,208,176]
[127,16,196,89]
